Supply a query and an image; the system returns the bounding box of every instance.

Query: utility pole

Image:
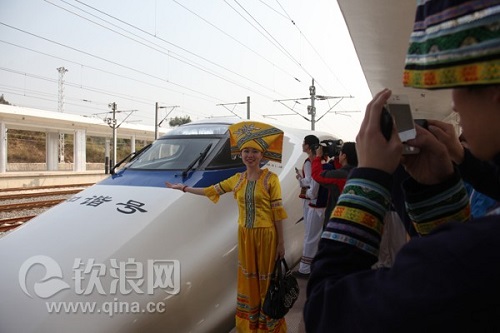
[155,103,179,140]
[57,66,68,162]
[107,102,118,168]
[308,79,316,131]
[103,104,137,171]
[216,96,250,119]
[271,79,355,130]
[247,96,250,120]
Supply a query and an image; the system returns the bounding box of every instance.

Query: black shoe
[292,270,310,279]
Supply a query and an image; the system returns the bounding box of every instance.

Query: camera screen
[388,103,414,132]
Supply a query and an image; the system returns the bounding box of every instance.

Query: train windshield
[127,123,244,170]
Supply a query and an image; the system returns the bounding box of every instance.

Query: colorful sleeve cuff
[322,168,393,257]
[271,198,288,221]
[272,207,288,221]
[204,186,220,203]
[403,170,470,235]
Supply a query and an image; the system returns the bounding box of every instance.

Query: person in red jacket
[310,141,357,226]
[305,1,500,332]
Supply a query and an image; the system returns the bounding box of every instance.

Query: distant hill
[8,129,147,163]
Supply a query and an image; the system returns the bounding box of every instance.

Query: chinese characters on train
[67,195,148,214]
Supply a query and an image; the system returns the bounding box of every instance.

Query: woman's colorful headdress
[228,121,284,163]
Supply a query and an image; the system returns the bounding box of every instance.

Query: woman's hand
[356,89,403,174]
[276,242,285,260]
[165,182,184,191]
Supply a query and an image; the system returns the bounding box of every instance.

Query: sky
[0,0,371,141]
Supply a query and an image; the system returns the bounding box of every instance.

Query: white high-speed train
[0,118,338,333]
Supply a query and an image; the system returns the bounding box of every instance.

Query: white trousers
[299,206,325,274]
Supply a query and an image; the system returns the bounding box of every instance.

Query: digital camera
[311,139,343,158]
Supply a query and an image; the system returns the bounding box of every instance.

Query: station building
[0,104,166,177]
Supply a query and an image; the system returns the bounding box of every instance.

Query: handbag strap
[281,258,291,274]
[272,258,293,281]
[272,258,282,281]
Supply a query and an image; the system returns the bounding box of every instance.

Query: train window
[168,123,229,135]
[128,138,219,170]
[206,139,245,169]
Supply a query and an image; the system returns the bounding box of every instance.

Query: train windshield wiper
[182,143,212,178]
[111,143,152,174]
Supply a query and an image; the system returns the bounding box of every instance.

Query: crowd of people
[304,0,500,332]
[165,1,500,331]
[294,137,359,279]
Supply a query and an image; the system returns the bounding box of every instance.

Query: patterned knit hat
[403,0,500,89]
[228,121,284,162]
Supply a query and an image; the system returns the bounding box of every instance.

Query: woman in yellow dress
[166,121,288,333]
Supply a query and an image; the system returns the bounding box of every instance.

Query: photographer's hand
[426,119,465,164]
[401,126,454,185]
[356,89,403,174]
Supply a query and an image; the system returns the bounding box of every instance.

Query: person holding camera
[305,1,500,331]
[310,141,358,226]
[296,135,319,200]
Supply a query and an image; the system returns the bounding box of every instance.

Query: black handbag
[262,258,300,319]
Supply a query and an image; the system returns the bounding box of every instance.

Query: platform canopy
[337,0,457,125]
[0,104,167,140]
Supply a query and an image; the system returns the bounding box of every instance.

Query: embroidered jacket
[303,167,500,332]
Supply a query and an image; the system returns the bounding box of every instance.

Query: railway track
[0,215,35,232]
[0,183,92,234]
[0,189,82,201]
[0,199,67,213]
[0,183,94,193]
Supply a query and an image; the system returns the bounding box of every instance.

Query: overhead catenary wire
[0,1,361,131]
[1,67,155,107]
[0,23,239,120]
[0,22,226,103]
[0,40,217,106]
[0,60,214,121]
[76,0,346,99]
[32,0,299,121]
[224,0,310,80]
[73,0,304,88]
[66,0,297,99]
[41,1,280,103]
[0,25,274,121]
[273,0,350,96]
[227,0,343,98]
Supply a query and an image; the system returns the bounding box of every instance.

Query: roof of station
[0,104,168,141]
[337,0,456,124]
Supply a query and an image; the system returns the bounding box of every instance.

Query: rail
[0,183,92,233]
[0,183,94,193]
[0,189,82,201]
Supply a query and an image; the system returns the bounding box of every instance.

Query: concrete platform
[229,265,307,333]
[0,170,109,189]
[283,273,307,333]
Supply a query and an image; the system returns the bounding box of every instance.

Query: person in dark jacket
[305,1,500,332]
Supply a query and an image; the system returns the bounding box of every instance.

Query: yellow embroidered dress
[204,168,288,333]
